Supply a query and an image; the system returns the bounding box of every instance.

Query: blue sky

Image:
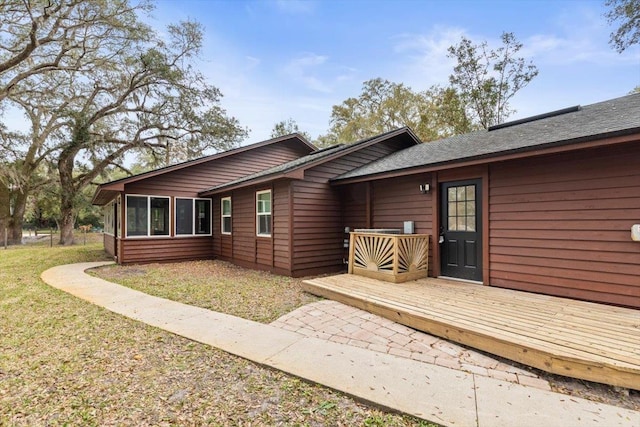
[150,0,640,143]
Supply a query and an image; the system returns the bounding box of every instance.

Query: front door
[440,180,482,282]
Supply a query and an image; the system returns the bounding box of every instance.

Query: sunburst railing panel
[348,232,430,283]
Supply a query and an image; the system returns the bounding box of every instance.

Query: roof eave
[199,127,420,196]
[199,170,305,196]
[92,134,317,190]
[331,128,640,185]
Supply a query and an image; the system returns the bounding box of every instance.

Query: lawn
[0,235,438,426]
[92,260,320,323]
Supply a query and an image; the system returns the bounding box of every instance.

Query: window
[221,197,232,234]
[195,199,211,235]
[104,201,114,235]
[175,198,211,236]
[126,195,170,237]
[447,185,476,232]
[256,190,271,236]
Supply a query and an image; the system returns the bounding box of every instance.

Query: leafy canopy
[605,0,640,53]
[448,32,538,129]
[319,78,473,145]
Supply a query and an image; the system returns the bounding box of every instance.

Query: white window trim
[256,190,272,237]
[125,194,171,238]
[174,197,213,237]
[221,196,232,235]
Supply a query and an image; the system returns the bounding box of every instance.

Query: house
[92,134,316,264]
[198,128,420,277]
[331,93,640,308]
[93,93,640,309]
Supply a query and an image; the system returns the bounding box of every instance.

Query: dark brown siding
[292,139,412,276]
[340,174,435,274]
[341,182,368,230]
[292,169,344,276]
[372,174,435,273]
[125,141,308,197]
[231,187,257,265]
[372,174,432,232]
[117,141,307,264]
[489,143,640,308]
[273,180,291,272]
[212,183,291,275]
[120,237,213,264]
[103,234,116,257]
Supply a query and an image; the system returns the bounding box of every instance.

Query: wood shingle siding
[489,144,640,308]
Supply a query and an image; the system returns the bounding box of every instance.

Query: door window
[447,185,476,232]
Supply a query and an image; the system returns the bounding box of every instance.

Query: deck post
[348,232,355,274]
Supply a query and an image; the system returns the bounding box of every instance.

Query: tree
[605,0,640,53]
[318,78,473,145]
[1,2,247,245]
[270,118,312,141]
[0,0,152,102]
[447,32,539,129]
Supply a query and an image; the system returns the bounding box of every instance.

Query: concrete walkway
[41,262,640,427]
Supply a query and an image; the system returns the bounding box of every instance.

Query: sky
[148,0,640,143]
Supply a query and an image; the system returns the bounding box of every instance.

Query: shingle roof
[199,127,419,195]
[333,93,640,181]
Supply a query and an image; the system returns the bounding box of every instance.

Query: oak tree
[0,2,247,245]
[605,0,640,53]
[319,78,473,145]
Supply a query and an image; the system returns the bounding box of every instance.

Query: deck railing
[348,231,430,283]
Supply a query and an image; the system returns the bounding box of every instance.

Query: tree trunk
[59,200,75,245]
[0,183,25,245]
[58,151,76,246]
[9,190,28,245]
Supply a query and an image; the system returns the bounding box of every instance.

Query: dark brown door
[440,180,482,281]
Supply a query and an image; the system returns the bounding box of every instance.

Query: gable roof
[92,133,316,205]
[333,93,640,183]
[199,127,421,196]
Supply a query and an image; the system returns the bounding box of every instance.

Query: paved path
[41,262,640,427]
[271,300,551,390]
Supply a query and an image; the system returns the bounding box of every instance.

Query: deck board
[302,274,640,390]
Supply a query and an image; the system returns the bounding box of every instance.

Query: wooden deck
[302,274,640,390]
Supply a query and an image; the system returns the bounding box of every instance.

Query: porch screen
[176,198,194,235]
[195,199,211,235]
[126,195,170,237]
[175,198,211,236]
[126,196,148,236]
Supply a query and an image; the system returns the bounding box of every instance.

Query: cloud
[245,56,261,70]
[522,6,640,66]
[391,26,467,89]
[282,53,333,93]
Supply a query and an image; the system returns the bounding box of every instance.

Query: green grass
[0,237,440,426]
